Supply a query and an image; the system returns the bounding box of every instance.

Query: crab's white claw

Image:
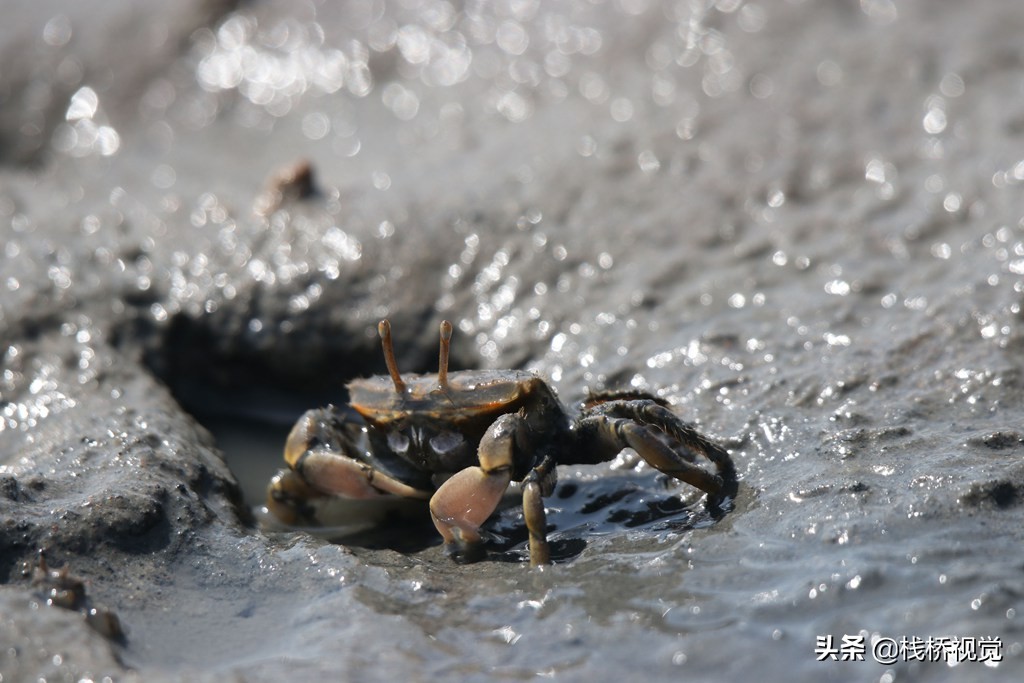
[430,466,512,546]
[283,408,429,501]
[296,448,393,499]
[297,447,431,499]
[429,414,518,561]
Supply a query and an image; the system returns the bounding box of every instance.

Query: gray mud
[2,1,1024,681]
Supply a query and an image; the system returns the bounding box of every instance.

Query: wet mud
[2,1,1024,681]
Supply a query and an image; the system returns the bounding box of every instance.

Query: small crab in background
[25,551,124,641]
[267,320,735,566]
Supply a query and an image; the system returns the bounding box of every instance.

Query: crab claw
[429,413,518,562]
[277,409,430,514]
[429,466,512,562]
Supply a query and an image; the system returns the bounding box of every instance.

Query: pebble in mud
[253,159,319,217]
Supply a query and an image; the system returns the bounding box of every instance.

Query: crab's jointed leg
[429,412,522,563]
[576,400,734,496]
[521,454,557,566]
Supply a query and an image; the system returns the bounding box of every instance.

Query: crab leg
[429,413,519,563]
[577,400,734,495]
[615,418,724,493]
[521,455,557,566]
[604,401,733,469]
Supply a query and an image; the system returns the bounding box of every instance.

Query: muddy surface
[2,1,1024,681]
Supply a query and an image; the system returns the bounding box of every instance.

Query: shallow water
[2,0,1024,681]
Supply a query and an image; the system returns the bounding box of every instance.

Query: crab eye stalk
[377,319,407,395]
[438,320,453,390]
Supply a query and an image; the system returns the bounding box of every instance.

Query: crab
[25,551,124,641]
[266,320,735,566]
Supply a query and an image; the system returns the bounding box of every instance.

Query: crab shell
[347,369,566,480]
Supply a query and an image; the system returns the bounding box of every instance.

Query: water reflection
[52,86,121,157]
[185,0,772,136]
